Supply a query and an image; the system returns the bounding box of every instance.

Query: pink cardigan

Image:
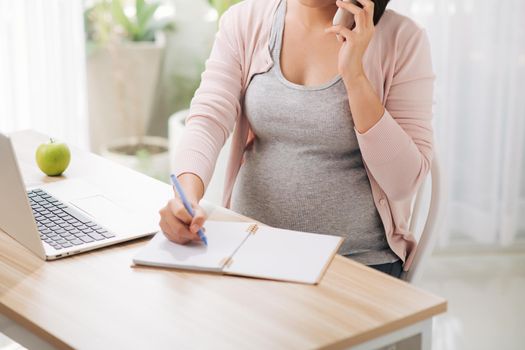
[173,0,435,270]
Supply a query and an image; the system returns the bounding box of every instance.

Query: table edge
[321,301,447,349]
[0,303,73,350]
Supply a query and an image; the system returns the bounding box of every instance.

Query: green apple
[35,138,71,176]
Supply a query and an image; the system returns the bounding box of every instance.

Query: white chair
[402,154,447,283]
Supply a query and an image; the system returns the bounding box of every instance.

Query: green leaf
[136,0,145,16]
[138,29,155,42]
[136,2,160,38]
[111,0,137,39]
[147,17,174,33]
[86,0,176,43]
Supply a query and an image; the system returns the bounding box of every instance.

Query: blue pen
[170,174,208,246]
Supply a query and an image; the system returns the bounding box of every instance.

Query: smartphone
[332,0,358,28]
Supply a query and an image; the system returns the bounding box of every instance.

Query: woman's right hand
[158,197,207,244]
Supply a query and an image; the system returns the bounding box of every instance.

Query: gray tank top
[231,0,398,265]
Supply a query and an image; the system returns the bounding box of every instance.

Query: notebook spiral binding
[219,256,234,268]
[246,224,259,235]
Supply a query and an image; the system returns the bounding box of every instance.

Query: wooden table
[0,130,446,350]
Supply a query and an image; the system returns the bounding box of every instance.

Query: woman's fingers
[159,196,208,245]
[335,0,365,29]
[159,203,199,243]
[190,204,207,234]
[336,0,374,29]
[160,220,190,244]
[354,0,375,26]
[166,209,198,240]
[329,1,376,44]
[355,0,375,12]
[325,25,354,42]
[168,198,193,224]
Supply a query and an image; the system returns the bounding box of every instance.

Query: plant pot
[101,136,170,182]
[86,38,165,153]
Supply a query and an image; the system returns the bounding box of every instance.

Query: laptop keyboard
[27,188,116,250]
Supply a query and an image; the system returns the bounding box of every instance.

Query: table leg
[347,318,433,350]
[0,313,59,350]
[420,318,432,350]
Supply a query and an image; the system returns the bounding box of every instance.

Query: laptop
[0,132,161,260]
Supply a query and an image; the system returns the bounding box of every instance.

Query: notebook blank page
[224,226,342,284]
[133,221,251,272]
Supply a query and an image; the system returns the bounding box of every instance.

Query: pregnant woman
[159,0,434,278]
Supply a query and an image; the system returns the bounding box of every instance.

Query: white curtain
[0,0,88,148]
[388,0,525,247]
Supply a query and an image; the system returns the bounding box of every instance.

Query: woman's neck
[288,0,338,30]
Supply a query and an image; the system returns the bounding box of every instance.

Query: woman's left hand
[325,0,376,85]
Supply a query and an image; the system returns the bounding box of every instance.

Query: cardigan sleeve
[172,8,243,190]
[356,28,435,201]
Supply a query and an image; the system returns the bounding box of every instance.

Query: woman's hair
[371,0,390,25]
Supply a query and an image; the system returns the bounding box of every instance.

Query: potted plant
[84,0,174,181]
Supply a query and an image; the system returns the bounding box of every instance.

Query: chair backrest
[402,154,447,283]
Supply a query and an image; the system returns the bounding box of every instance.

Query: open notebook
[132,221,343,284]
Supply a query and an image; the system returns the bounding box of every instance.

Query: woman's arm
[344,74,384,134]
[354,28,434,201]
[327,0,385,134]
[327,0,434,201]
[159,7,243,245]
[177,173,205,203]
[172,6,243,199]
